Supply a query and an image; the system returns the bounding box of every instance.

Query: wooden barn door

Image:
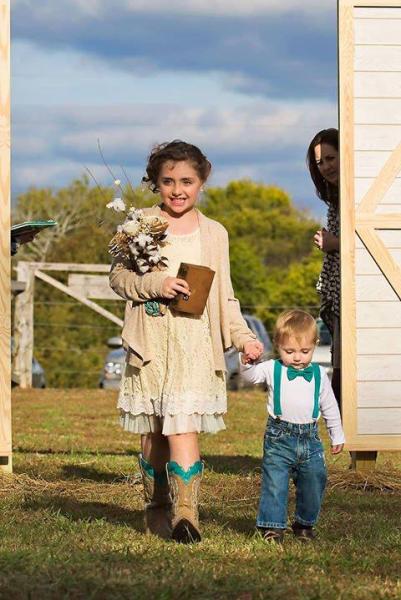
[0,0,11,472]
[339,0,401,451]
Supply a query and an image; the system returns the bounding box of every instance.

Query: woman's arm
[314,228,339,253]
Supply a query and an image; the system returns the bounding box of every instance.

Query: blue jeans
[257,417,327,530]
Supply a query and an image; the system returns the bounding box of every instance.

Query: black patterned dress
[316,203,340,336]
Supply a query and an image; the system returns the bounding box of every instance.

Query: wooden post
[0,0,11,472]
[13,262,34,388]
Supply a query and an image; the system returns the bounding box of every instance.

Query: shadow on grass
[203,454,261,475]
[14,447,140,458]
[22,494,144,531]
[60,464,134,484]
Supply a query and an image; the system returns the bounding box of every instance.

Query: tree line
[12,176,322,387]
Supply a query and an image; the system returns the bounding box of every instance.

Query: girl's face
[278,336,316,369]
[314,143,339,187]
[157,160,203,216]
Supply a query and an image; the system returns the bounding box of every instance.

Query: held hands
[314,228,339,253]
[331,444,344,455]
[161,276,190,300]
[243,340,264,364]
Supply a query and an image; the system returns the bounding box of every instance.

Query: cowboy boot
[138,454,172,539]
[167,460,204,544]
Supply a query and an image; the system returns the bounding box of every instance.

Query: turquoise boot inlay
[139,454,168,485]
[167,460,203,483]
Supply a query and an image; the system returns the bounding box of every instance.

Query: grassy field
[1,388,400,600]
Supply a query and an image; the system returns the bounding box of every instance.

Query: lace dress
[118,228,227,435]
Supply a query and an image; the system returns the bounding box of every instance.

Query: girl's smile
[158,160,203,217]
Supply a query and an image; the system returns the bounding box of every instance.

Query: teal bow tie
[287,365,314,382]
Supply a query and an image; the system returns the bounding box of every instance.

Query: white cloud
[14,0,334,18]
[12,98,336,213]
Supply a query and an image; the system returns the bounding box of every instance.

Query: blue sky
[11,0,338,217]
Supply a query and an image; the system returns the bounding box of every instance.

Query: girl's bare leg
[168,432,200,469]
[141,432,170,470]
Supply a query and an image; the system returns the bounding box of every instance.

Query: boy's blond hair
[274,309,318,346]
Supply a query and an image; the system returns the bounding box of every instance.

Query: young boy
[240,309,344,543]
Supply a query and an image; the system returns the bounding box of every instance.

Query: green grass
[1,388,400,600]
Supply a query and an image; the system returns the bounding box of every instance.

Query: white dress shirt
[239,358,345,446]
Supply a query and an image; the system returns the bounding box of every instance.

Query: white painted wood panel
[356,275,399,300]
[357,381,401,408]
[358,408,401,435]
[355,177,401,204]
[354,151,394,177]
[355,71,401,98]
[356,230,401,249]
[357,355,401,380]
[355,19,401,45]
[376,229,401,247]
[355,9,401,19]
[355,124,401,151]
[376,204,401,214]
[357,303,401,327]
[357,328,401,352]
[355,248,401,274]
[356,247,381,275]
[355,45,401,71]
[355,99,401,124]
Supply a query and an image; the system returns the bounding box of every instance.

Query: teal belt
[273,359,321,420]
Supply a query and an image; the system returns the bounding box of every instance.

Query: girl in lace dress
[306,128,341,411]
[110,141,263,543]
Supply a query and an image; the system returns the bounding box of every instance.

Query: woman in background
[306,128,341,411]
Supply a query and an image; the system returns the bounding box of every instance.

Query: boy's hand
[243,340,263,363]
[331,444,344,455]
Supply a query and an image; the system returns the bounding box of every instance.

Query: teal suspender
[273,360,321,420]
[273,360,283,417]
[311,363,321,419]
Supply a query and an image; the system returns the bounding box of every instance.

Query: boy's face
[278,335,316,369]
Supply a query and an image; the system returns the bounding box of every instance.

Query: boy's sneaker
[260,527,284,543]
[291,521,316,541]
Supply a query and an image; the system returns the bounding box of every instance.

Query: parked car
[99,315,273,391]
[225,314,273,390]
[99,337,125,390]
[314,318,332,378]
[11,339,46,388]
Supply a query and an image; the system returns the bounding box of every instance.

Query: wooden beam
[0,0,11,472]
[350,451,377,473]
[339,0,358,445]
[12,263,34,388]
[356,215,401,229]
[357,227,401,300]
[17,262,110,273]
[34,270,123,327]
[67,274,122,300]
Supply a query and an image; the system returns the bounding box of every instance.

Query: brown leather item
[170,262,215,316]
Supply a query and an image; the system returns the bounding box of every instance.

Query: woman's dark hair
[143,140,212,193]
[306,128,338,206]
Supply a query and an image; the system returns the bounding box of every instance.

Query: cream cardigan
[109,206,256,370]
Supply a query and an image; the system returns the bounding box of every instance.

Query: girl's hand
[243,340,263,363]
[161,276,190,299]
[314,228,339,253]
[331,444,344,455]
